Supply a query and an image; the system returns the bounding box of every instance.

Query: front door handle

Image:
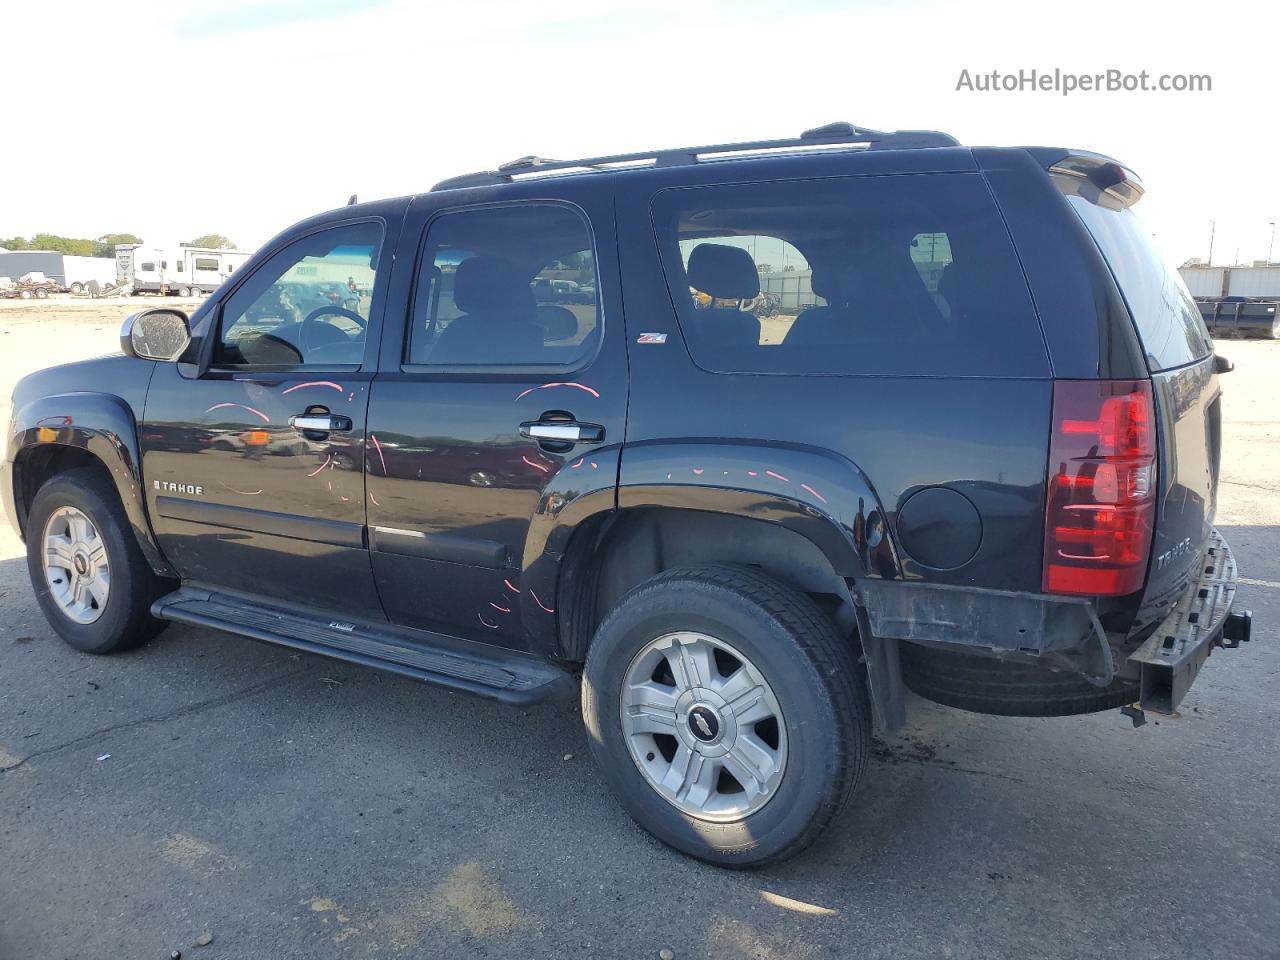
[519,420,604,444]
[291,414,353,433]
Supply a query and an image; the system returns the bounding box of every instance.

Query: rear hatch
[1059,170,1221,630]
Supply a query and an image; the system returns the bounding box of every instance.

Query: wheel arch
[7,393,174,576]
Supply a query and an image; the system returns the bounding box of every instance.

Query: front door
[366,189,627,649]
[141,216,398,615]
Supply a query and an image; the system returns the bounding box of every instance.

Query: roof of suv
[430,122,961,192]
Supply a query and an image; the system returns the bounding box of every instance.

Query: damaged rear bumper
[1128,528,1252,714]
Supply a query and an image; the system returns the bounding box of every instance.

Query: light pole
[1269,222,1275,264]
[1208,219,1216,265]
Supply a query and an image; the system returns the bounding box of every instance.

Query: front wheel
[26,468,172,654]
[582,564,870,867]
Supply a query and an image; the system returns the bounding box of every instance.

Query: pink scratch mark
[522,455,550,473]
[666,473,673,480]
[347,392,354,402]
[478,614,500,630]
[570,458,584,469]
[514,382,601,401]
[327,480,333,492]
[590,462,598,469]
[219,481,263,496]
[766,470,791,483]
[368,492,381,507]
[800,482,829,504]
[281,381,343,395]
[489,602,511,613]
[692,467,704,476]
[530,589,555,614]
[503,579,521,594]
[307,455,332,477]
[205,402,270,423]
[340,495,351,502]
[747,470,759,477]
[369,433,388,476]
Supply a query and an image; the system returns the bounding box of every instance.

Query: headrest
[810,263,862,305]
[687,243,759,300]
[453,256,534,316]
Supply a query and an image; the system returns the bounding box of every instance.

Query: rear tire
[177,286,191,298]
[582,564,870,867]
[69,282,84,295]
[34,287,48,299]
[26,468,171,654]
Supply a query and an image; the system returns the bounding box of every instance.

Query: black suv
[3,123,1254,866]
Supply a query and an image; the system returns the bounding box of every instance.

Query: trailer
[115,244,252,296]
[0,250,116,293]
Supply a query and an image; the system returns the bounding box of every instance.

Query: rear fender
[7,392,173,576]
[614,439,900,581]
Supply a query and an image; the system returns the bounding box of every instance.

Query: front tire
[582,564,870,867]
[26,468,171,654]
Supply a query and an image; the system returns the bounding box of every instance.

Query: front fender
[7,392,173,576]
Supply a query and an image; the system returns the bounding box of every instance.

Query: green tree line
[1,233,238,257]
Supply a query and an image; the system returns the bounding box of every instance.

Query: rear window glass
[1063,189,1211,372]
[651,173,1048,377]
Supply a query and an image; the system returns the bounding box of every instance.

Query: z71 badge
[153,480,205,496]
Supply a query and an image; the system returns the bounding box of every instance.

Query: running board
[152,587,576,705]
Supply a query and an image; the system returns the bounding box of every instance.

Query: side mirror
[121,308,192,362]
[1214,353,1234,374]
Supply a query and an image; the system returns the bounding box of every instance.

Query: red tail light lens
[1043,379,1156,596]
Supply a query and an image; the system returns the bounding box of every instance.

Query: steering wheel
[299,305,366,354]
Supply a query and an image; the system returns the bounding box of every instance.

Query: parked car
[2,122,1253,866]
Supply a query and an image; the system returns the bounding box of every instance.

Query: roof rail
[430,121,959,191]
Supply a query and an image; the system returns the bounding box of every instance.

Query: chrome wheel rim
[620,631,787,821]
[42,506,110,624]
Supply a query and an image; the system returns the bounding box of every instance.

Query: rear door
[1064,188,1221,624]
[141,213,402,615]
[365,181,626,649]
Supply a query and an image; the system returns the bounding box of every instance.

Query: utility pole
[1269,222,1275,264]
[1208,219,1216,265]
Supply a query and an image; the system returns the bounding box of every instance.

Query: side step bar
[152,587,576,705]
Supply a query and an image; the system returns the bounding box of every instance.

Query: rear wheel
[26,468,171,654]
[582,564,870,866]
[177,286,191,298]
[34,287,48,299]
[69,281,84,295]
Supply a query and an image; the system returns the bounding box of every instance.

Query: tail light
[1043,379,1156,596]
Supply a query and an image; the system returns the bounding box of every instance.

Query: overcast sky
[3,0,1276,267]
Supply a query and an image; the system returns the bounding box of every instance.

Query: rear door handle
[291,414,353,433]
[519,421,604,444]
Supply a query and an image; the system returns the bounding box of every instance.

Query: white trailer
[116,244,252,296]
[0,250,116,292]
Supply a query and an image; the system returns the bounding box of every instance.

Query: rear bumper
[1128,528,1252,714]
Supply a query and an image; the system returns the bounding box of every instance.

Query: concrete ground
[0,302,1276,960]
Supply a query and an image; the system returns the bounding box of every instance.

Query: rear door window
[651,173,1048,377]
[1062,188,1211,372]
[406,203,599,369]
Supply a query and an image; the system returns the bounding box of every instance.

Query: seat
[686,243,761,346]
[427,256,544,365]
[783,264,861,347]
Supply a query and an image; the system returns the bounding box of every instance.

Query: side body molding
[7,392,174,576]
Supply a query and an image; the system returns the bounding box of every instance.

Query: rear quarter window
[1062,188,1212,372]
[650,172,1049,378]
